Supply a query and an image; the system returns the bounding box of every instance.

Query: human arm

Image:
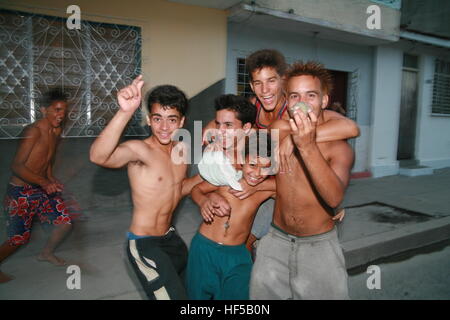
[191,181,231,222]
[316,109,360,142]
[273,110,358,173]
[46,136,64,191]
[90,76,145,168]
[290,110,354,208]
[181,174,204,197]
[46,162,64,192]
[10,127,58,193]
[228,176,276,200]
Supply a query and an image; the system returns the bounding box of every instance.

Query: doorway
[397,54,419,161]
[328,70,348,115]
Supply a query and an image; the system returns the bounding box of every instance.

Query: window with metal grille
[432,59,450,115]
[236,58,253,97]
[0,9,144,139]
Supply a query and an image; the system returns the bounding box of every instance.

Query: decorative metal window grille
[432,59,450,115]
[236,58,253,97]
[0,9,145,139]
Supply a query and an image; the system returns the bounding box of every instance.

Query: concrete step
[342,216,450,270]
[399,165,434,177]
[339,200,450,270]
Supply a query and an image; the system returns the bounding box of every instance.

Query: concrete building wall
[369,45,403,177]
[415,55,450,169]
[252,0,400,41]
[0,0,228,200]
[225,22,374,173]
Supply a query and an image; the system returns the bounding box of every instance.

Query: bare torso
[127,138,188,236]
[274,141,341,236]
[10,121,61,186]
[199,186,272,245]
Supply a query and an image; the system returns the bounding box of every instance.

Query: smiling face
[286,75,329,118]
[250,67,285,112]
[41,101,68,128]
[147,103,185,145]
[242,155,271,186]
[215,109,251,150]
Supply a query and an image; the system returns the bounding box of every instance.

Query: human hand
[200,193,231,222]
[117,75,144,113]
[333,208,345,222]
[289,109,318,151]
[228,179,257,200]
[278,135,294,174]
[42,181,62,194]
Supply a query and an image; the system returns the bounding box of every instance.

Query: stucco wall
[0,0,227,98]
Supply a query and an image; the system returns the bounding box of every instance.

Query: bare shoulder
[269,119,290,131]
[327,140,354,161]
[323,109,346,120]
[20,124,41,139]
[255,190,275,203]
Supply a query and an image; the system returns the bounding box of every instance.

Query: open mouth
[247,175,262,184]
[54,118,63,126]
[262,95,275,104]
[159,132,171,139]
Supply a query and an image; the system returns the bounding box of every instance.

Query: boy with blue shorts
[187,95,276,300]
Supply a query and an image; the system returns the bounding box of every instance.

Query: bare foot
[37,253,67,266]
[0,271,14,283]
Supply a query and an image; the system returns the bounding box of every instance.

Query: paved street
[348,241,450,299]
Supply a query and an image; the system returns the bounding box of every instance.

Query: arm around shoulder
[316,110,360,142]
[182,174,204,197]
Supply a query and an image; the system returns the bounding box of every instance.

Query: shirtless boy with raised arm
[250,61,354,300]
[90,76,202,300]
[0,89,72,283]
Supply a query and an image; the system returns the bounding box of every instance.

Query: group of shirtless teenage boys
[1,49,358,301]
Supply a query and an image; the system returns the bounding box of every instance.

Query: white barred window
[236,58,253,97]
[432,59,450,115]
[0,9,144,138]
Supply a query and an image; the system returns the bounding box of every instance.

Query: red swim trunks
[3,183,72,246]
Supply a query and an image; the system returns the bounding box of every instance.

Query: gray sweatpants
[250,224,349,300]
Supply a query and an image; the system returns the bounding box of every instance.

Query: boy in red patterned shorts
[0,89,72,283]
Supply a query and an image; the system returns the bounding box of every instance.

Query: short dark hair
[286,61,334,95]
[40,88,68,108]
[214,94,256,126]
[243,130,273,160]
[147,85,188,116]
[246,49,287,81]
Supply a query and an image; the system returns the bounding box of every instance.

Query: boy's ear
[179,116,185,128]
[40,107,47,116]
[321,95,329,110]
[243,122,252,133]
[146,114,151,127]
